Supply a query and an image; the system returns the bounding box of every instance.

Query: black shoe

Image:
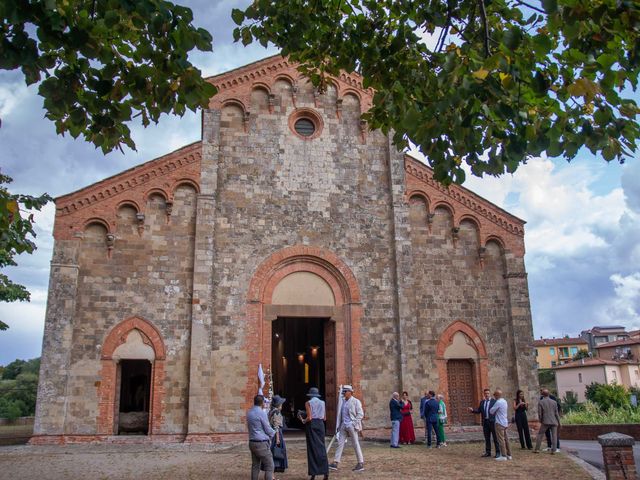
[390,445,401,448]
[481,453,491,457]
[352,463,364,472]
[328,463,339,471]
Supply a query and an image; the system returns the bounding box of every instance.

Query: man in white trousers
[329,385,365,472]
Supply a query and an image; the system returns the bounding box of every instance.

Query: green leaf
[231,8,245,25]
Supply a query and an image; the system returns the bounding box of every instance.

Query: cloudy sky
[0,1,638,365]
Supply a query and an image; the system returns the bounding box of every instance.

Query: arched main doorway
[246,246,363,431]
[436,321,489,425]
[97,317,166,436]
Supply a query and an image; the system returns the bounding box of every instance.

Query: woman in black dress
[513,389,533,449]
[269,395,288,476]
[299,387,329,480]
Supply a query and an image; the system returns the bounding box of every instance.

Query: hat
[306,387,322,398]
[342,385,353,392]
[272,395,286,407]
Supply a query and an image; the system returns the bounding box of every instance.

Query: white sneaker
[495,456,507,461]
[507,455,513,460]
[543,447,550,452]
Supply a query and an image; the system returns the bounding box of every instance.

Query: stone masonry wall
[202,76,402,432]
[58,186,197,435]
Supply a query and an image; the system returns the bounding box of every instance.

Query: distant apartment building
[596,337,640,361]
[581,326,630,352]
[534,337,589,369]
[555,358,640,402]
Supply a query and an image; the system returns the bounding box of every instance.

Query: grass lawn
[0,440,590,479]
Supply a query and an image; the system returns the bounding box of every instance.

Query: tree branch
[478,0,490,57]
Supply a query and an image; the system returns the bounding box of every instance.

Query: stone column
[186,110,220,437]
[598,432,637,480]
[33,240,80,436]
[384,135,413,391]
[503,254,539,414]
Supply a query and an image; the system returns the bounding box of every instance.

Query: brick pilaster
[598,432,638,480]
[186,109,220,435]
[33,240,80,436]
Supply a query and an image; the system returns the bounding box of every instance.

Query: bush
[561,391,582,413]
[562,401,640,425]
[593,383,630,411]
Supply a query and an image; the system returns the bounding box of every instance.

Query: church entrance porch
[271,317,335,430]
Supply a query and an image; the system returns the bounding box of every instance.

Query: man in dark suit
[419,390,429,443]
[424,390,441,447]
[468,388,500,457]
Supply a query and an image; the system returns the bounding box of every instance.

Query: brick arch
[97,316,166,436]
[435,321,489,425]
[245,245,363,421]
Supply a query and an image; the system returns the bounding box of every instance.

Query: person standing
[299,387,329,480]
[437,394,448,447]
[534,388,561,455]
[268,395,289,475]
[419,390,430,443]
[468,388,500,458]
[399,391,416,444]
[329,385,365,472]
[513,390,532,450]
[247,395,276,480]
[540,389,562,451]
[424,390,441,448]
[389,392,403,448]
[489,388,512,461]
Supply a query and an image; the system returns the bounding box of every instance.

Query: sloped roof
[596,337,640,349]
[554,358,640,370]
[533,337,588,347]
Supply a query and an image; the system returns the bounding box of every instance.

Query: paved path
[562,439,640,471]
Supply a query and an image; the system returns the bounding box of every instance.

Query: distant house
[596,337,640,361]
[534,337,589,369]
[581,326,630,353]
[554,358,640,402]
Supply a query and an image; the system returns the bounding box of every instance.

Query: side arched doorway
[97,317,166,436]
[246,246,363,431]
[436,321,489,425]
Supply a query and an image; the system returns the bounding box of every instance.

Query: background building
[534,337,589,368]
[581,326,630,353]
[555,358,640,402]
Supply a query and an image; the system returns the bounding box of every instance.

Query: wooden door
[324,320,337,434]
[447,359,477,425]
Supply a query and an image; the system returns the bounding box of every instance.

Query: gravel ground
[0,440,592,480]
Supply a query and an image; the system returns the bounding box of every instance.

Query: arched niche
[250,86,270,112]
[115,205,138,236]
[432,204,454,241]
[273,78,293,106]
[171,184,198,226]
[221,102,245,130]
[409,195,429,230]
[83,221,108,241]
[458,218,480,255]
[272,271,336,306]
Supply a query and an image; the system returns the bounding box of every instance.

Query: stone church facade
[33,55,538,443]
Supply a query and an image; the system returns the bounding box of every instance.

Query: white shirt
[489,398,509,427]
[341,397,353,427]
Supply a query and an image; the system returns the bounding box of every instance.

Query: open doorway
[271,317,331,430]
[117,359,151,435]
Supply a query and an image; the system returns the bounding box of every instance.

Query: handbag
[272,444,285,461]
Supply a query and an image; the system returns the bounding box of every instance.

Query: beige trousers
[495,424,511,457]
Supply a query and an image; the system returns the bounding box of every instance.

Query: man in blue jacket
[419,390,430,443]
[423,390,441,447]
[389,391,403,448]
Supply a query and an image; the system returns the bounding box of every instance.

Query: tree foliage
[0,357,40,419]
[234,0,640,184]
[0,175,50,331]
[572,349,590,361]
[585,382,630,411]
[1,0,217,153]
